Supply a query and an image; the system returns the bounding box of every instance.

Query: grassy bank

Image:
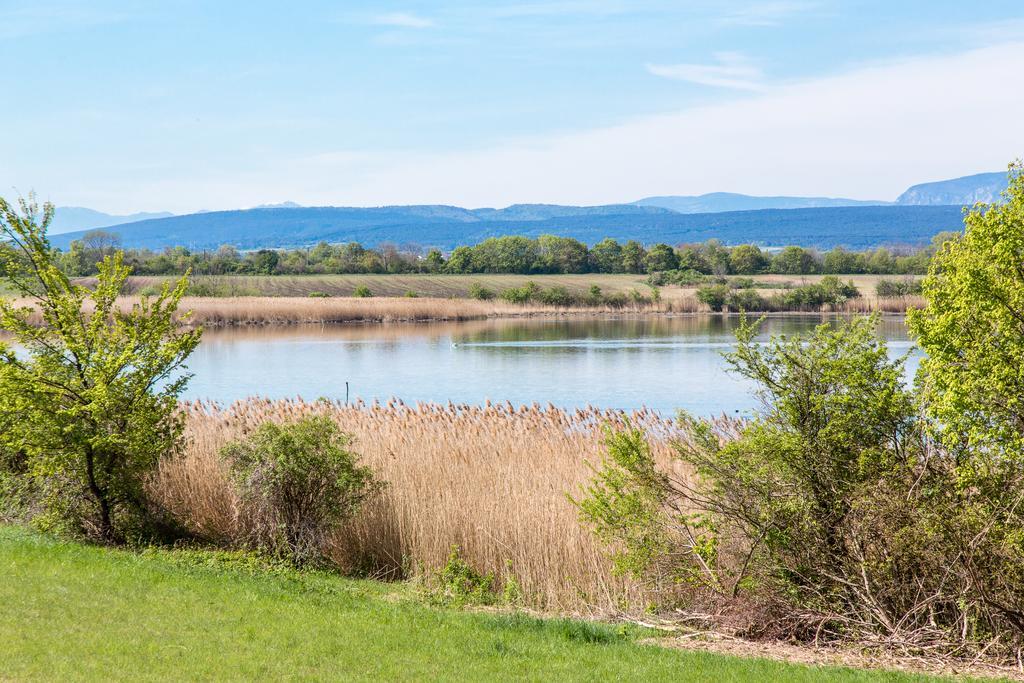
[0,526,948,681]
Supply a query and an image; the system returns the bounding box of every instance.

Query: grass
[0,526,943,682]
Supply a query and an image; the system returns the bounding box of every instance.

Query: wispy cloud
[370,12,435,29]
[720,1,820,27]
[646,52,765,91]
[0,2,129,39]
[491,1,631,19]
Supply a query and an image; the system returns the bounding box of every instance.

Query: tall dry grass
[11,296,693,327]
[152,399,705,613]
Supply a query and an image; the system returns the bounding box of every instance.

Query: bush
[696,284,730,311]
[221,416,380,566]
[774,276,858,309]
[875,278,921,297]
[353,285,373,298]
[537,285,575,307]
[724,288,766,311]
[403,290,418,298]
[308,291,330,298]
[499,281,540,304]
[467,282,495,300]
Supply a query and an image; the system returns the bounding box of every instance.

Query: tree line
[52,231,956,277]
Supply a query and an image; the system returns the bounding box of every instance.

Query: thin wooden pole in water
[345,381,349,405]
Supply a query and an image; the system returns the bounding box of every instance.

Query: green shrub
[696,284,730,311]
[221,416,380,566]
[353,285,373,298]
[574,316,938,643]
[725,288,766,311]
[403,290,419,298]
[537,285,575,307]
[875,278,922,297]
[468,282,496,300]
[432,545,497,606]
[308,291,330,298]
[499,281,540,304]
[774,276,859,309]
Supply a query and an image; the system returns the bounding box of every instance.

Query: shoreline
[7,295,919,329]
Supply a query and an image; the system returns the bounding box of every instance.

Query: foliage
[0,196,201,543]
[60,234,940,279]
[696,284,730,311]
[774,276,858,308]
[468,282,496,300]
[431,545,498,606]
[221,416,379,566]
[909,163,1024,463]
[353,284,373,298]
[874,278,922,297]
[907,163,1024,643]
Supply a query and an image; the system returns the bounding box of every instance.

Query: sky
[2,0,1024,214]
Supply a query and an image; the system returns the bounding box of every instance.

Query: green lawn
[0,526,946,682]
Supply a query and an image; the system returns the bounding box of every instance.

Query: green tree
[0,196,201,543]
[643,243,679,273]
[445,246,474,273]
[537,235,589,273]
[620,241,647,274]
[908,163,1024,466]
[771,246,817,274]
[423,248,446,273]
[728,244,766,274]
[589,238,623,273]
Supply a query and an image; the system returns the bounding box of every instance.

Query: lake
[183,314,919,416]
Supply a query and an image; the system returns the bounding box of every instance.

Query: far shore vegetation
[3,164,1024,679]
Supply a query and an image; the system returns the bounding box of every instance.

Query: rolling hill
[49,204,965,251]
[895,171,1009,205]
[50,207,174,234]
[634,192,885,213]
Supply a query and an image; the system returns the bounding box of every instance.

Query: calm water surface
[183,315,919,416]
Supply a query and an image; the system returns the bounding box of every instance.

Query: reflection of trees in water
[197,313,912,350]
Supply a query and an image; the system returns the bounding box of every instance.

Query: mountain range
[46,170,1011,251]
[50,207,174,235]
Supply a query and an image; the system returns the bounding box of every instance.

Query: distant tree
[249,249,280,275]
[620,240,647,274]
[728,244,766,274]
[589,238,623,273]
[700,240,731,276]
[537,235,589,273]
[822,247,865,274]
[423,248,446,273]
[772,246,817,274]
[676,245,711,274]
[643,243,679,273]
[445,246,474,273]
[81,229,122,252]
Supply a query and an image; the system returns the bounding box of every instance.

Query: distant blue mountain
[896,172,1009,206]
[50,207,174,235]
[48,204,965,252]
[634,192,886,213]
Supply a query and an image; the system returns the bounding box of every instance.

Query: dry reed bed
[153,398,705,612]
[12,294,916,328]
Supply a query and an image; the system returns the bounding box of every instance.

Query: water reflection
[184,314,919,416]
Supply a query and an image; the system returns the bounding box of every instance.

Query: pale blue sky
[2,1,1024,212]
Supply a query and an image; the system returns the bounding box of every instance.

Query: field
[0,526,948,681]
